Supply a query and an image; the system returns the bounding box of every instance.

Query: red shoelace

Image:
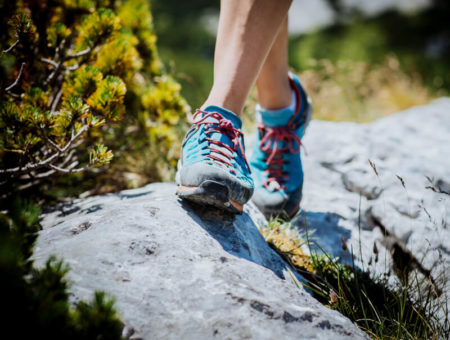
[258,125,301,191]
[258,74,304,191]
[193,110,251,174]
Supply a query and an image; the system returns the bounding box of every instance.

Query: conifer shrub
[0,199,123,339]
[0,1,188,335]
[0,0,189,199]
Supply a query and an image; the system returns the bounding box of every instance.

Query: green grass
[288,9,450,94]
[260,217,449,340]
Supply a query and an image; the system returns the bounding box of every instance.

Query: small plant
[0,0,189,201]
[1,3,124,194]
[0,198,123,339]
[260,217,449,340]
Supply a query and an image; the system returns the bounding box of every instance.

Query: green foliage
[262,217,449,340]
[290,21,388,71]
[289,8,450,94]
[74,8,121,50]
[0,198,123,339]
[151,0,216,110]
[0,0,189,201]
[306,252,448,340]
[90,144,113,167]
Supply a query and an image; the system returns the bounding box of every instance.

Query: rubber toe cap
[179,163,253,205]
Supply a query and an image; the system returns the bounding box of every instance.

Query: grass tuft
[260,217,449,340]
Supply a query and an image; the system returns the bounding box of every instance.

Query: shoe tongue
[200,105,242,129]
[256,105,294,127]
[197,106,244,163]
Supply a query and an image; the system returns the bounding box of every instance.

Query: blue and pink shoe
[176,106,254,214]
[250,72,312,219]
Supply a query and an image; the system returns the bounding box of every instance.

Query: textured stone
[35,183,367,340]
[296,98,450,320]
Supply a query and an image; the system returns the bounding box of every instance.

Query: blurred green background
[151,0,450,122]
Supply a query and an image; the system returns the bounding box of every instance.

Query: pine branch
[41,57,79,72]
[45,46,93,86]
[49,161,93,174]
[0,124,89,175]
[40,57,59,68]
[5,62,26,92]
[15,173,55,192]
[45,60,63,85]
[59,149,77,167]
[50,89,63,114]
[66,46,93,59]
[2,39,19,54]
[16,149,78,188]
[65,64,80,71]
[3,149,78,193]
[44,135,63,153]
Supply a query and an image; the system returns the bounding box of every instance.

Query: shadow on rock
[294,211,353,264]
[42,189,154,218]
[179,199,289,280]
[117,189,154,200]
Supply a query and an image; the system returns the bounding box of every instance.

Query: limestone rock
[35,183,367,340]
[297,98,450,319]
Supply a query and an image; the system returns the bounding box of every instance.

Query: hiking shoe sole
[176,180,243,214]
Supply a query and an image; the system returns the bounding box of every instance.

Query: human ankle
[259,89,296,114]
[256,87,299,127]
[256,76,291,110]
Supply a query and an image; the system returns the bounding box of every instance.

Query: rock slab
[297,98,450,320]
[35,183,367,340]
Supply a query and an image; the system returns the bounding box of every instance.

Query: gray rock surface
[35,183,367,340]
[296,98,449,319]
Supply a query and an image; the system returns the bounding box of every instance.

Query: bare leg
[256,17,291,110]
[202,0,292,115]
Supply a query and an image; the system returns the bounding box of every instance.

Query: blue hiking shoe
[176,105,254,214]
[250,72,312,219]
